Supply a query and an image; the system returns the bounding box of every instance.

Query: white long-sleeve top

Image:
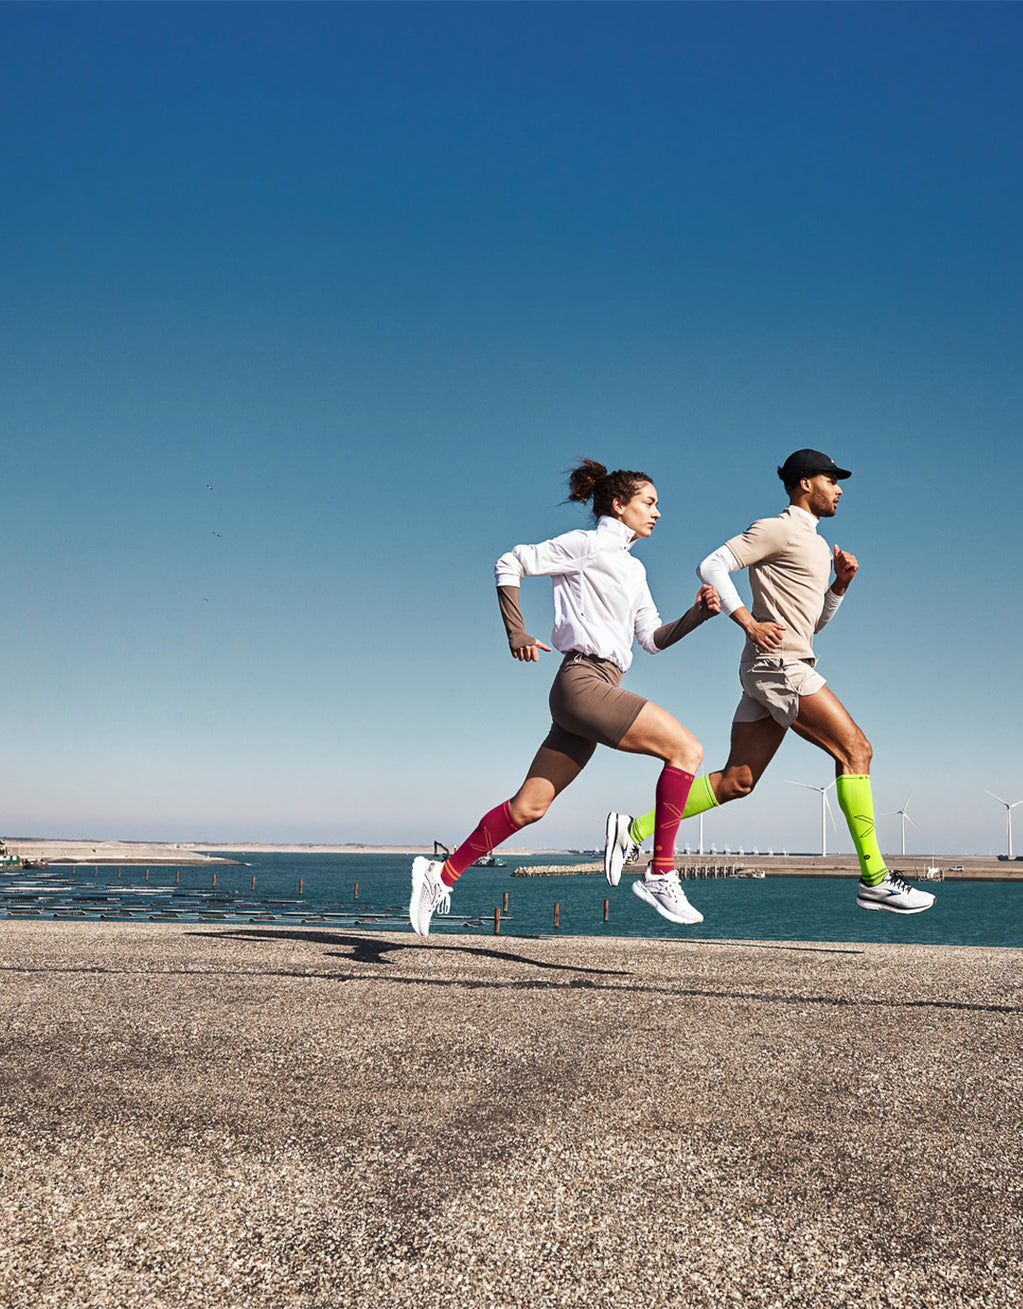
[494,515,661,673]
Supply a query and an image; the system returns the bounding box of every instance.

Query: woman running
[409,459,720,936]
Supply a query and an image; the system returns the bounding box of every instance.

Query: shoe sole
[857,897,933,915]
[409,857,432,936]
[604,813,623,887]
[632,878,703,925]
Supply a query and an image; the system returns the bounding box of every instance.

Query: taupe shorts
[541,652,648,769]
[733,656,827,730]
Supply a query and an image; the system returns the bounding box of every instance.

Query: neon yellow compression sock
[629,773,719,846]
[835,774,888,886]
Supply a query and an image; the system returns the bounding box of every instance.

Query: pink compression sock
[650,766,696,875]
[441,801,522,887]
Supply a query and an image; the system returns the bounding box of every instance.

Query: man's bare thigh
[721,716,788,789]
[791,685,869,769]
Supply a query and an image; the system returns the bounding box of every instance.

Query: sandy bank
[2,839,238,866]
[0,921,1020,1308]
[191,842,568,856]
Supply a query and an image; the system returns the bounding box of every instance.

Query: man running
[604,448,935,916]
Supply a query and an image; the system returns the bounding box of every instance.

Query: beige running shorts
[733,656,827,729]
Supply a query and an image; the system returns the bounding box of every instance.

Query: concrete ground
[1,922,1020,1308]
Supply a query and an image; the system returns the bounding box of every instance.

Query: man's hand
[697,584,721,616]
[832,545,858,595]
[746,620,786,651]
[511,638,553,662]
[731,605,786,650]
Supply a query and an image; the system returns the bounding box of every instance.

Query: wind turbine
[986,791,1023,859]
[786,778,836,856]
[884,794,918,857]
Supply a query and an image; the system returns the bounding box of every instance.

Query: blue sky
[2,2,1021,855]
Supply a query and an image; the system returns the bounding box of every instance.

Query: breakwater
[513,861,764,879]
[513,854,1022,881]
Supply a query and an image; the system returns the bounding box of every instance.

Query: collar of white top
[789,504,819,528]
[596,514,640,549]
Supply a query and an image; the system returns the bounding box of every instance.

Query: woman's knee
[684,740,705,773]
[507,794,551,827]
[668,731,703,774]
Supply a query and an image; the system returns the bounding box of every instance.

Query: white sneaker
[857,870,936,915]
[409,857,452,936]
[604,812,639,887]
[632,869,703,925]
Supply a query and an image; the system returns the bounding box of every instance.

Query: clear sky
[3,2,1021,855]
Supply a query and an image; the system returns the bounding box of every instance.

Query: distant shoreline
[3,839,1022,880]
[0,839,569,866]
[1,840,568,862]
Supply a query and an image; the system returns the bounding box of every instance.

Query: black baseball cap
[777,448,852,486]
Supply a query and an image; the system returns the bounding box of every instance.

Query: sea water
[1,851,1020,949]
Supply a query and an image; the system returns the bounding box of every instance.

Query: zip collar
[596,515,639,550]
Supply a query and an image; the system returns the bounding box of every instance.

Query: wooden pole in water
[212,872,216,888]
[554,902,560,928]
[251,875,256,891]
[354,882,359,900]
[503,891,508,913]
[175,869,180,884]
[117,868,121,879]
[299,878,304,896]
[493,907,500,935]
[604,898,609,922]
[145,869,149,882]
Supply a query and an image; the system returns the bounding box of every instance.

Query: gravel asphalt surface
[1,922,1021,1308]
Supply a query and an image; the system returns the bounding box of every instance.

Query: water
[2,852,1021,948]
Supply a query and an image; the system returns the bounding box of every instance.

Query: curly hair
[567,458,652,521]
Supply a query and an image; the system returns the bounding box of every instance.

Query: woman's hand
[511,639,553,662]
[696,584,721,615]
